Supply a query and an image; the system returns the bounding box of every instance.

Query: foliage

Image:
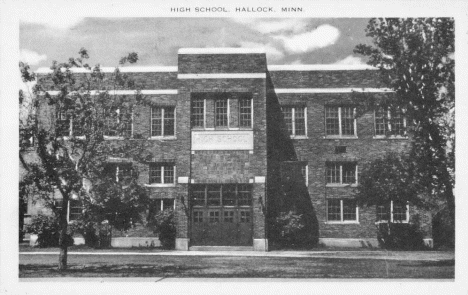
[19,49,153,269]
[432,206,455,249]
[271,210,310,247]
[69,220,112,248]
[377,218,426,250]
[148,209,176,249]
[26,215,74,248]
[354,18,455,236]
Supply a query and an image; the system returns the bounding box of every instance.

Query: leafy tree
[354,18,455,227]
[19,48,153,270]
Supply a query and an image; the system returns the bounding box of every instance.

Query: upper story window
[327,199,358,223]
[104,108,132,138]
[325,106,356,138]
[376,201,409,223]
[283,106,306,137]
[326,162,357,186]
[190,94,253,130]
[54,199,82,222]
[190,184,252,207]
[105,163,133,185]
[215,99,228,127]
[374,108,407,138]
[56,111,83,137]
[151,107,175,137]
[148,163,175,186]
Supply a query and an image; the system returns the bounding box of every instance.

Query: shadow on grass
[397,259,455,267]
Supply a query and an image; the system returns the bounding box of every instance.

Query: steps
[189,246,253,251]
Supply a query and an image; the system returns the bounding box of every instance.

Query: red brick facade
[34,48,432,250]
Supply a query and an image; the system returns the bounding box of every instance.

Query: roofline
[267,64,377,71]
[35,66,178,74]
[178,48,266,54]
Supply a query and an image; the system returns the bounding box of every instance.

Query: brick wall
[178,54,267,73]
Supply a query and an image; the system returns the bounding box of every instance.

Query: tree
[19,48,153,270]
[354,18,455,224]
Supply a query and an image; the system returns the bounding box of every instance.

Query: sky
[20,18,373,71]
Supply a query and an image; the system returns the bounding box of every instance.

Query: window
[104,108,132,138]
[191,95,253,129]
[193,210,203,222]
[326,162,357,185]
[283,106,306,137]
[301,163,308,186]
[374,108,407,137]
[327,199,358,223]
[149,163,175,185]
[105,163,133,184]
[376,201,409,223]
[215,99,228,127]
[240,210,251,223]
[190,184,252,207]
[54,199,82,222]
[191,98,205,128]
[325,106,356,137]
[239,99,252,128]
[56,111,83,137]
[151,107,175,137]
[209,211,220,223]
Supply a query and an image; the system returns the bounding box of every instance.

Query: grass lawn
[19,254,454,279]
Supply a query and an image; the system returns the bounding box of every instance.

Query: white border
[35,66,178,73]
[275,88,393,93]
[41,90,178,95]
[268,64,377,71]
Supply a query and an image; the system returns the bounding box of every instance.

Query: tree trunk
[58,195,69,271]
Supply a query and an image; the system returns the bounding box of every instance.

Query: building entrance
[190,184,253,246]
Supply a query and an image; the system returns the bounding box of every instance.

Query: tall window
[375,108,407,137]
[376,201,409,222]
[149,163,175,185]
[283,106,306,136]
[327,199,358,222]
[239,99,252,128]
[105,163,133,184]
[325,106,356,137]
[54,199,82,222]
[326,162,357,185]
[56,111,83,137]
[151,107,175,137]
[215,99,228,127]
[105,108,132,138]
[191,98,205,128]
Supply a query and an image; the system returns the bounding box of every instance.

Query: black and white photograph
[1,0,467,294]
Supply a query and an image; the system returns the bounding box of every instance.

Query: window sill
[373,136,408,140]
[375,221,409,224]
[149,136,177,141]
[325,221,360,224]
[104,136,125,140]
[324,136,358,140]
[58,136,86,140]
[193,128,253,131]
[326,184,358,188]
[290,135,308,140]
[145,184,176,188]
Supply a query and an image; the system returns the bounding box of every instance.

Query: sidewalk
[19,249,454,261]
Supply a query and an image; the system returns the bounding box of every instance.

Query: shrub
[148,209,175,249]
[26,215,74,248]
[377,222,426,250]
[69,220,112,248]
[272,211,309,247]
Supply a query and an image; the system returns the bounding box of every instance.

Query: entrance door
[190,184,253,246]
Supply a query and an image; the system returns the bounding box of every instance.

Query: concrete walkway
[19,250,454,261]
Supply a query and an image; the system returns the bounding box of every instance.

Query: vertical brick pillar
[174,183,190,250]
[252,181,268,251]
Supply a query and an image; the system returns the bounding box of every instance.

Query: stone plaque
[191,130,254,150]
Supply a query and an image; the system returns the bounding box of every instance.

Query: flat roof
[267,64,377,71]
[35,66,178,74]
[178,48,266,54]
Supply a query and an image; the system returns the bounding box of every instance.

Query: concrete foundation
[175,238,190,251]
[253,239,268,251]
[318,238,379,248]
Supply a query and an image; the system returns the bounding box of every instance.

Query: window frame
[282,105,307,138]
[373,108,408,139]
[326,162,358,187]
[56,111,85,139]
[301,163,309,186]
[326,199,359,224]
[376,201,410,223]
[54,198,82,223]
[147,163,176,187]
[104,108,133,140]
[190,184,253,208]
[150,106,176,139]
[325,106,357,138]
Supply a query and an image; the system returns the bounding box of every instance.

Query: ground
[19,245,454,279]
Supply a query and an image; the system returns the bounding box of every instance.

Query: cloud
[333,55,366,65]
[232,18,309,34]
[20,49,47,65]
[239,41,284,61]
[275,24,340,53]
[20,4,84,29]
